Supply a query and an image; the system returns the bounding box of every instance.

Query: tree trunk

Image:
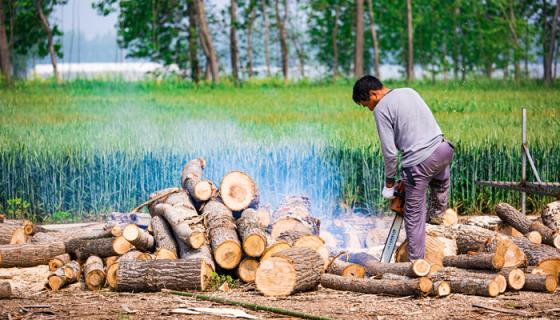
[230,0,239,84]
[84,256,105,291]
[202,200,242,269]
[321,274,432,296]
[0,0,10,84]
[451,1,460,79]
[256,247,324,296]
[541,201,560,233]
[152,203,204,249]
[151,216,178,260]
[115,258,213,292]
[406,0,414,81]
[187,0,200,83]
[346,252,430,277]
[270,195,320,239]
[123,224,155,253]
[275,0,289,84]
[331,4,339,83]
[246,6,256,79]
[523,273,557,293]
[430,268,500,297]
[219,171,258,211]
[366,0,380,77]
[261,0,271,76]
[48,253,71,272]
[496,203,560,248]
[195,0,219,83]
[0,241,66,268]
[354,0,364,78]
[0,282,12,299]
[237,208,267,257]
[443,253,504,271]
[35,0,60,84]
[544,0,560,84]
[238,257,259,282]
[47,260,80,291]
[327,259,366,278]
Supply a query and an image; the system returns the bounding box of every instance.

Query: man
[352,75,454,261]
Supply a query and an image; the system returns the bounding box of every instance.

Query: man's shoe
[427,215,444,225]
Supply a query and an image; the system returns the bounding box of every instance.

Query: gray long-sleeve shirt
[373,88,443,179]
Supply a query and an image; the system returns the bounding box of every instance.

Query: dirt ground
[1,266,559,320]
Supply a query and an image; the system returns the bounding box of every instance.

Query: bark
[443,253,504,271]
[0,282,11,299]
[327,259,366,278]
[122,224,155,253]
[48,253,71,272]
[271,195,320,239]
[321,274,431,296]
[430,268,500,297]
[47,260,80,291]
[64,237,121,261]
[275,0,289,84]
[261,0,271,76]
[220,171,258,211]
[152,202,204,249]
[31,229,112,243]
[0,241,66,267]
[331,4,339,83]
[496,203,560,248]
[276,230,312,246]
[115,258,213,292]
[256,247,324,296]
[203,200,242,269]
[35,0,60,84]
[354,0,364,78]
[181,158,215,205]
[260,240,291,262]
[406,0,414,81]
[523,273,557,293]
[541,201,560,233]
[346,252,430,277]
[237,208,267,257]
[511,236,560,266]
[230,0,239,84]
[195,0,219,82]
[187,0,200,83]
[151,216,178,259]
[366,0,380,77]
[0,0,10,84]
[106,250,146,289]
[0,223,18,244]
[238,257,259,283]
[544,0,560,84]
[177,237,215,271]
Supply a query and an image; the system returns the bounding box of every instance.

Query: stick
[130,187,181,213]
[163,289,332,320]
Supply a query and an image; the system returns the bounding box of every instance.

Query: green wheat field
[1,79,559,222]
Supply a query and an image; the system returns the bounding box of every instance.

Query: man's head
[352,75,387,111]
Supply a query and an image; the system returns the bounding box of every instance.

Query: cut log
[260,240,291,262]
[278,231,329,269]
[113,236,134,255]
[525,231,542,244]
[31,229,112,243]
[381,273,434,292]
[347,252,430,277]
[523,273,557,293]
[176,232,216,271]
[106,250,146,289]
[238,257,259,283]
[430,269,500,297]
[153,203,205,249]
[0,241,66,267]
[321,274,432,296]
[65,237,121,261]
[48,254,71,272]
[181,158,216,204]
[496,203,560,248]
[395,235,449,272]
[431,280,451,297]
[47,261,80,291]
[203,200,242,269]
[255,247,324,296]
[151,216,178,260]
[443,253,504,271]
[326,259,366,278]
[122,224,155,253]
[0,223,19,245]
[84,256,105,291]
[9,227,28,244]
[237,208,267,257]
[115,258,213,292]
[104,256,119,267]
[500,268,526,290]
[542,201,560,233]
[23,222,50,236]
[482,236,527,268]
[220,171,258,211]
[442,208,458,226]
[270,195,320,239]
[147,187,182,216]
[0,282,12,299]
[255,207,271,229]
[510,236,560,266]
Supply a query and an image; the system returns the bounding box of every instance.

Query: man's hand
[382,185,395,199]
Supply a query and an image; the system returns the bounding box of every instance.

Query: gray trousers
[402,140,454,261]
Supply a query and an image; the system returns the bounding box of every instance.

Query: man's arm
[374,112,398,187]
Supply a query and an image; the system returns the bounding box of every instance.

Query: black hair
[352,75,384,103]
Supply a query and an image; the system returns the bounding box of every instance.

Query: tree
[332,2,339,82]
[187,0,200,83]
[260,0,271,76]
[0,0,10,83]
[406,0,414,81]
[275,0,288,84]
[230,0,239,84]
[244,0,257,79]
[366,0,380,78]
[35,0,60,83]
[545,0,559,83]
[354,0,364,78]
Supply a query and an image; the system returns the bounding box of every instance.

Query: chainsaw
[380,180,405,263]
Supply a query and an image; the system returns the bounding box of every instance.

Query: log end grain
[418,277,433,293]
[84,256,106,291]
[238,258,259,283]
[260,242,291,262]
[155,248,178,260]
[412,259,431,277]
[552,234,560,249]
[214,240,242,269]
[443,209,458,226]
[113,236,134,255]
[525,231,542,244]
[189,232,206,250]
[495,274,507,293]
[47,275,64,291]
[220,171,257,211]
[507,268,526,290]
[255,256,297,296]
[342,264,366,278]
[487,280,501,297]
[106,263,119,289]
[243,234,266,257]
[48,254,71,272]
[194,180,214,201]
[433,281,451,297]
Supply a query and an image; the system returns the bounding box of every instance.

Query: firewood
[181,158,216,205]
[236,208,267,257]
[500,268,526,290]
[203,200,242,269]
[84,256,106,291]
[443,253,504,271]
[106,250,146,289]
[542,201,560,233]
[220,171,259,211]
[442,208,458,226]
[0,241,66,267]
[65,237,122,261]
[260,240,291,262]
[255,207,271,229]
[510,236,560,266]
[176,233,215,271]
[431,280,451,297]
[326,259,365,278]
[0,282,12,299]
[47,260,80,291]
[147,187,182,216]
[31,229,112,243]
[238,257,259,283]
[0,223,19,245]
[153,202,205,249]
[22,222,50,236]
[255,247,324,296]
[48,254,71,272]
[430,268,501,297]
[151,216,178,260]
[321,274,432,296]
[525,231,542,244]
[277,231,329,269]
[346,252,430,277]
[122,224,155,252]
[395,235,450,272]
[496,203,560,248]
[270,195,320,239]
[115,258,213,292]
[9,227,28,244]
[523,273,557,293]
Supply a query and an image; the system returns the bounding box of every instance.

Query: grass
[0,79,558,220]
